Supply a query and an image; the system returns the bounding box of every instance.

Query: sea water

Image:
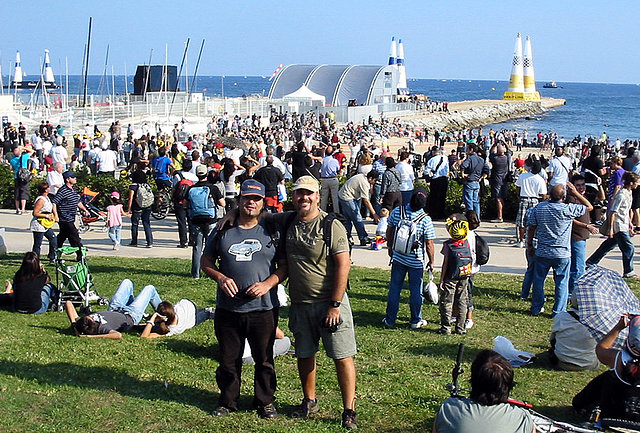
[4,75,640,140]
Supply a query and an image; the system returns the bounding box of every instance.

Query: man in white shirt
[31,131,43,164]
[42,138,53,160]
[188,150,202,176]
[548,146,573,187]
[396,151,415,206]
[96,144,118,176]
[50,142,68,168]
[515,160,547,247]
[47,162,65,198]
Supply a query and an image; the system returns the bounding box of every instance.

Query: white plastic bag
[423,270,439,305]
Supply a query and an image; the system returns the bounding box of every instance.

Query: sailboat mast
[188,39,205,102]
[83,17,93,107]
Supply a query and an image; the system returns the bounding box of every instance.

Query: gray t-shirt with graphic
[90,311,135,334]
[204,220,281,313]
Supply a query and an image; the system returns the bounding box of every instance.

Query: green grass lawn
[0,254,636,433]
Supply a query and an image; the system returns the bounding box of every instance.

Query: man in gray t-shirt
[201,180,287,419]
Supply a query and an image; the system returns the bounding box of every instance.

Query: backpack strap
[322,212,352,290]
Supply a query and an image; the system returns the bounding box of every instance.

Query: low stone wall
[404,98,565,131]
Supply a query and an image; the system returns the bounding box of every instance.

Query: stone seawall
[403,97,566,131]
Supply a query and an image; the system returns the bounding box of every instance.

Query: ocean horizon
[3,75,639,141]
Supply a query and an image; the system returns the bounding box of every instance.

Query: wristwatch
[330,300,341,308]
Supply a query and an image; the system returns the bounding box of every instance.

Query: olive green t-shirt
[286,210,349,303]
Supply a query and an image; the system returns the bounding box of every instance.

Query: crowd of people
[4,112,640,430]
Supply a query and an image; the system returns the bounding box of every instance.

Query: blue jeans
[131,207,153,245]
[108,278,162,324]
[34,283,57,315]
[191,223,212,278]
[587,231,635,275]
[531,256,571,316]
[32,229,58,261]
[521,249,536,299]
[569,240,586,294]
[372,183,382,215]
[339,198,369,242]
[463,181,480,217]
[384,261,424,325]
[108,225,122,246]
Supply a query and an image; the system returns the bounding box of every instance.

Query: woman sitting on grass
[0,252,57,315]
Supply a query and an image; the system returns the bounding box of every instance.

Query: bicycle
[151,189,174,220]
[446,344,640,433]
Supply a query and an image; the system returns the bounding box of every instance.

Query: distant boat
[543,81,562,88]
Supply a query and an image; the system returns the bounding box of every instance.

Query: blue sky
[2,0,638,83]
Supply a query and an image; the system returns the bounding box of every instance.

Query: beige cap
[292,175,320,193]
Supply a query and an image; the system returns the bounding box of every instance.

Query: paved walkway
[1,209,638,277]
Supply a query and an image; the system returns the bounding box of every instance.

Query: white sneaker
[411,319,428,329]
[517,241,524,248]
[464,319,474,330]
[204,307,216,320]
[624,272,638,279]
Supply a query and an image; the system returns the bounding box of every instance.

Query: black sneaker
[212,406,232,417]
[257,403,278,419]
[342,409,358,430]
[291,398,319,418]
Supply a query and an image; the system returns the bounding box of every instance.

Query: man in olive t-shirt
[286,175,359,430]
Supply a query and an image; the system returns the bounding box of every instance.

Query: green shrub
[0,165,16,209]
[2,164,132,211]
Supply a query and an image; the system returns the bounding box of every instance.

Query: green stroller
[53,246,108,314]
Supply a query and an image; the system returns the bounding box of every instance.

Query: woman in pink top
[106,192,129,250]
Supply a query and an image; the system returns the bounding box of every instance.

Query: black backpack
[475,234,490,266]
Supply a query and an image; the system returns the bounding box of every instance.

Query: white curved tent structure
[269,64,398,106]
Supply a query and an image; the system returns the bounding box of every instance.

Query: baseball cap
[240,179,265,198]
[195,165,208,178]
[292,175,319,193]
[111,191,120,200]
[63,170,77,179]
[626,315,640,358]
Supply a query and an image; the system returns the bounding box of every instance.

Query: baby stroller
[78,187,108,234]
[53,246,108,314]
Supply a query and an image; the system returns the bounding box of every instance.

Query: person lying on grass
[66,278,162,339]
[140,300,215,338]
[139,301,292,363]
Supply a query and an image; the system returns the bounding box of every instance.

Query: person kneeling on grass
[66,278,162,339]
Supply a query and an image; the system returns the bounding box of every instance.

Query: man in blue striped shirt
[52,171,89,260]
[527,183,591,316]
[383,186,436,329]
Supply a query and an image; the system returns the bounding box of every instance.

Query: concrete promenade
[1,209,638,277]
